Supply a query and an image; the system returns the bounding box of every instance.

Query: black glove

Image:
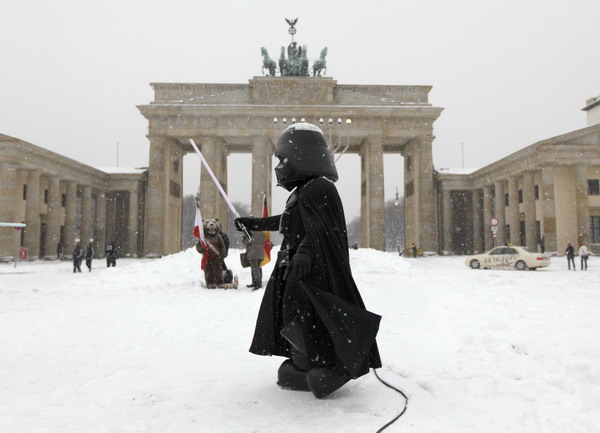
[234,217,255,232]
[289,251,311,279]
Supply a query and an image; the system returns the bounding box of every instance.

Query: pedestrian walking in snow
[105,242,117,267]
[85,242,94,272]
[235,123,381,399]
[242,231,264,290]
[579,242,589,271]
[565,241,576,271]
[72,244,83,273]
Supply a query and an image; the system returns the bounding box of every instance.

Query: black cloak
[249,177,382,379]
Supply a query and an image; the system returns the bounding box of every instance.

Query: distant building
[436,98,600,255]
[0,134,146,260]
[583,95,600,126]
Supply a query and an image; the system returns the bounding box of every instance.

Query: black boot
[277,359,309,391]
[307,366,350,399]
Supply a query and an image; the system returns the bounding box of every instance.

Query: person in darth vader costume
[236,123,382,398]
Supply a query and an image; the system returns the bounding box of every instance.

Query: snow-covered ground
[1,248,599,433]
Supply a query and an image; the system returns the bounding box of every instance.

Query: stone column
[522,172,537,250]
[94,191,107,258]
[541,167,557,252]
[251,136,272,218]
[144,136,168,256]
[360,148,369,248]
[23,169,41,259]
[360,137,385,251]
[441,190,453,254]
[64,181,78,253]
[128,189,139,257]
[575,166,590,245]
[80,185,93,245]
[414,137,438,253]
[199,137,221,222]
[553,167,577,251]
[483,184,493,250]
[494,180,506,246]
[472,189,484,253]
[0,163,20,258]
[507,176,520,245]
[45,176,62,259]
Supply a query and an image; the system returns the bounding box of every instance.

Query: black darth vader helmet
[274,123,338,191]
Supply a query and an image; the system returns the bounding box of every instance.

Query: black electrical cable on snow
[373,368,409,432]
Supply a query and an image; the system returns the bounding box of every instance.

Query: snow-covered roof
[436,167,479,175]
[96,167,147,174]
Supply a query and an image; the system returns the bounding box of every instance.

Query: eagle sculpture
[285,18,298,27]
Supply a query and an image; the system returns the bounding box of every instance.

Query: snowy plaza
[1,249,599,433]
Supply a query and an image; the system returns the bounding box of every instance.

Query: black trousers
[249,259,263,288]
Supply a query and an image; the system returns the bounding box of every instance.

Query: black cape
[249,177,382,379]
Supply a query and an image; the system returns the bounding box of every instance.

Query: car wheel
[470,259,480,269]
[515,260,528,271]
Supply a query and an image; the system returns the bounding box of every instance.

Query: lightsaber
[189,139,254,241]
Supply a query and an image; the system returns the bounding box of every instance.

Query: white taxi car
[465,246,550,270]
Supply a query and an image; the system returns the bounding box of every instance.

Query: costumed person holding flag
[235,123,382,399]
[193,199,227,288]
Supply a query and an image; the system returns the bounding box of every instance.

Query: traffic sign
[490,217,499,226]
[491,226,498,233]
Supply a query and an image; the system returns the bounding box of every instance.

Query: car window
[505,248,518,255]
[521,247,534,253]
[489,248,504,255]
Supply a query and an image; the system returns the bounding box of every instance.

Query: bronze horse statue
[312,47,328,77]
[261,47,277,76]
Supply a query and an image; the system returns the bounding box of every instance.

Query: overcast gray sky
[2,0,599,218]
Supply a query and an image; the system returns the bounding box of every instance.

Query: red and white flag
[260,194,271,267]
[193,201,205,243]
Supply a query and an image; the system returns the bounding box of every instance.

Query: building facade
[0,134,146,260]
[3,85,599,259]
[437,123,600,255]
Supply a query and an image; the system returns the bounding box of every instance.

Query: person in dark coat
[85,242,94,272]
[105,242,117,267]
[242,231,265,289]
[72,244,83,273]
[236,123,381,399]
[565,241,576,271]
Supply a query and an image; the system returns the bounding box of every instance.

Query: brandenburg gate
[137,76,443,257]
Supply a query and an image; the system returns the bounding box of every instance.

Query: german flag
[260,194,271,267]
